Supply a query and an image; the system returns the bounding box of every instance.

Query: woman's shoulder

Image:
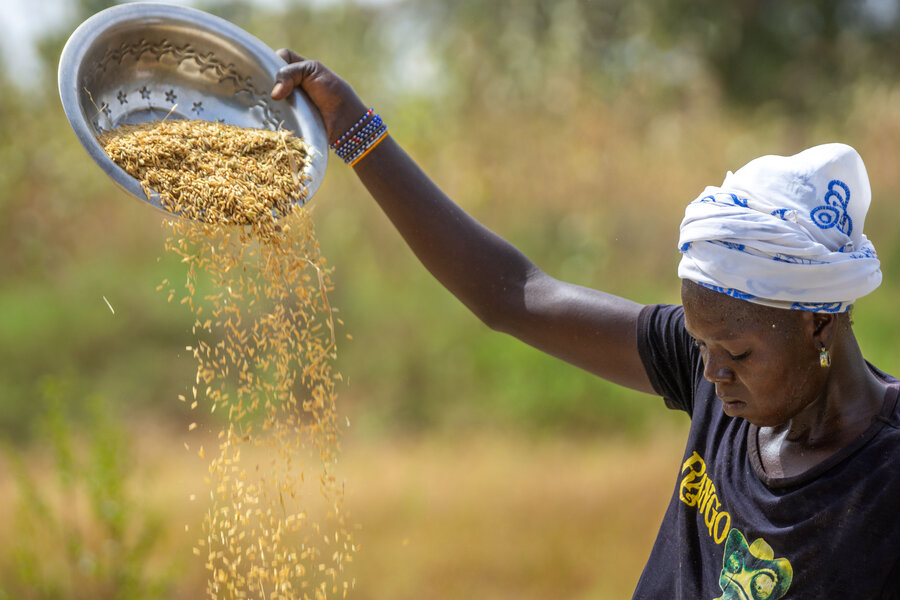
[867,360,900,386]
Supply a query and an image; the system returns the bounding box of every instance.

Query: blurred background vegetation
[2,0,900,598]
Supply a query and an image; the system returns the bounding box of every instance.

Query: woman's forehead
[681,280,797,337]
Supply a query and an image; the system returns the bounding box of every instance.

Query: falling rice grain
[102,119,356,599]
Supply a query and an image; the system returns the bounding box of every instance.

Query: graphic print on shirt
[715,529,793,600]
[680,452,794,600]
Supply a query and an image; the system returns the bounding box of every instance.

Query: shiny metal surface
[58,2,327,216]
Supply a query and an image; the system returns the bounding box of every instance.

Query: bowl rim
[58,1,328,217]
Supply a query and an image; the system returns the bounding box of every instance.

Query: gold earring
[819,346,831,368]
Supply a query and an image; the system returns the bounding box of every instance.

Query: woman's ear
[809,312,837,347]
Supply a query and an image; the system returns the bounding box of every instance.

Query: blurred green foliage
[3,0,900,444]
[645,0,900,113]
[0,376,178,599]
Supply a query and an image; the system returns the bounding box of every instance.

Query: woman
[271,51,900,598]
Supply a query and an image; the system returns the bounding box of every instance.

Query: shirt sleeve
[636,303,704,416]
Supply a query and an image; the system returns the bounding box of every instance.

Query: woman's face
[681,281,829,428]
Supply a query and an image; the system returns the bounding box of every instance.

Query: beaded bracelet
[334,114,383,160]
[340,116,386,163]
[347,127,388,167]
[330,109,373,151]
[330,109,390,167]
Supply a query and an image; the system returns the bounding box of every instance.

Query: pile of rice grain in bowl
[102,119,357,599]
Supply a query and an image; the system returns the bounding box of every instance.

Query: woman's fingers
[271,49,316,99]
[277,48,305,64]
[272,63,309,99]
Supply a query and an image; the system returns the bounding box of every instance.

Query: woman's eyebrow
[684,323,743,343]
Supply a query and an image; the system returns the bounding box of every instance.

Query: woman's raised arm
[272,51,655,395]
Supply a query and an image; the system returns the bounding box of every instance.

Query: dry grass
[0,421,688,600]
[342,428,686,600]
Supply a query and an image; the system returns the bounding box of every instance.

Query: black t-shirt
[634,303,900,599]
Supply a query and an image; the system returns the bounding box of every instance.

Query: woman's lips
[715,387,745,406]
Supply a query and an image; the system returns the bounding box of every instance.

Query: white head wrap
[678,143,881,313]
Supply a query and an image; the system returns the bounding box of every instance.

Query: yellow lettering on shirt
[678,451,732,544]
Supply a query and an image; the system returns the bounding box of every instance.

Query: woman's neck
[757,334,886,478]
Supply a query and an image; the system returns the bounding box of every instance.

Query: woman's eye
[690,337,748,361]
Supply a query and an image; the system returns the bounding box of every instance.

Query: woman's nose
[703,354,735,383]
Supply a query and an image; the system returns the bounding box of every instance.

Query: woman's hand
[271,50,369,146]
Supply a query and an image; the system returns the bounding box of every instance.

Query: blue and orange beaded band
[330,108,389,167]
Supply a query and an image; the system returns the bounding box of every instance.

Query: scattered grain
[102,119,355,599]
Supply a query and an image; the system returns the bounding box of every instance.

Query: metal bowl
[58,2,327,216]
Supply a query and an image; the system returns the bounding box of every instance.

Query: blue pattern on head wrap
[696,282,756,301]
[789,302,844,313]
[810,179,853,235]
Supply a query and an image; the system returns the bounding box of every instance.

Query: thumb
[271,50,316,100]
